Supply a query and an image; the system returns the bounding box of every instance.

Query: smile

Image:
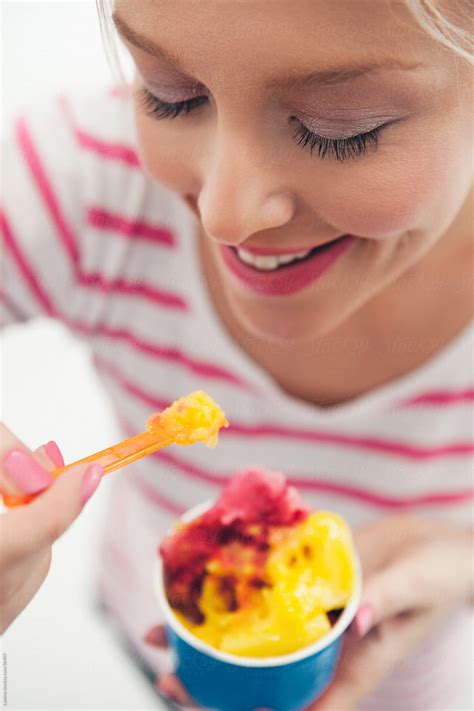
[219,235,356,296]
[235,247,314,271]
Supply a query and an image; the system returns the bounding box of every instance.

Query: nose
[197,131,295,245]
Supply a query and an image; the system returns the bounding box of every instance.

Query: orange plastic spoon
[2,391,228,508]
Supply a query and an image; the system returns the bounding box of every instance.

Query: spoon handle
[2,430,173,508]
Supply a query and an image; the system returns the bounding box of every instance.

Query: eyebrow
[113,13,190,72]
[113,12,422,86]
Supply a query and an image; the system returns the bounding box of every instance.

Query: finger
[363,531,473,635]
[0,423,28,461]
[353,514,431,578]
[3,461,103,556]
[0,424,52,496]
[1,422,64,497]
[304,633,359,711]
[32,461,103,545]
[0,539,52,635]
[358,550,438,633]
[143,625,168,648]
[307,607,441,710]
[157,672,198,708]
[35,441,65,469]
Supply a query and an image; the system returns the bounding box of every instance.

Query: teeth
[237,249,255,266]
[236,248,312,271]
[254,255,280,270]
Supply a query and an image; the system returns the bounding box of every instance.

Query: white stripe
[100,381,474,498]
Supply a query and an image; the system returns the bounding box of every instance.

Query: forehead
[114,0,441,83]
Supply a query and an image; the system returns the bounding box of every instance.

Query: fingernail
[156,677,180,703]
[45,440,65,468]
[143,630,158,646]
[354,603,374,638]
[143,627,167,647]
[80,463,103,506]
[3,449,53,494]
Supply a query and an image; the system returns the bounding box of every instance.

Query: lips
[219,235,356,296]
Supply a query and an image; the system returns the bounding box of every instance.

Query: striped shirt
[1,88,473,711]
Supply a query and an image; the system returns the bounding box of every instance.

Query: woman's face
[114,0,472,342]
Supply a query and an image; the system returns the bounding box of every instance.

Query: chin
[226,289,349,346]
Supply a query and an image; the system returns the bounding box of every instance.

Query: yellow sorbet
[175,511,355,657]
[147,390,229,448]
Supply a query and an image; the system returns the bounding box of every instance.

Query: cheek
[315,132,471,241]
[134,111,197,193]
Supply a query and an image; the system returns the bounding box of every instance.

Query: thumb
[357,554,426,634]
[18,462,104,552]
[359,531,471,637]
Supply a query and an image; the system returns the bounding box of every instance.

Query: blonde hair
[405,0,473,62]
[97,0,473,74]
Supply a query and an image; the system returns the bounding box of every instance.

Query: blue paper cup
[154,501,361,711]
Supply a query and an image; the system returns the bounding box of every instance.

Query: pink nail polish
[143,626,167,647]
[355,603,374,638]
[45,440,65,468]
[156,677,180,703]
[80,463,103,506]
[3,449,53,494]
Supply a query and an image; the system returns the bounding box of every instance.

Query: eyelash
[138,86,381,162]
[139,86,208,119]
[290,119,380,161]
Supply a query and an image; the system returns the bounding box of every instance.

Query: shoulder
[60,84,139,161]
[2,84,143,206]
[60,86,190,223]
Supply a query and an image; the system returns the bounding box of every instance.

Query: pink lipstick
[219,235,355,296]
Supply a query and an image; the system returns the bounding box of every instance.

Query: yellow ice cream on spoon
[2,391,228,508]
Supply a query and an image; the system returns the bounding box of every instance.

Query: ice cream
[160,469,356,658]
[147,390,228,448]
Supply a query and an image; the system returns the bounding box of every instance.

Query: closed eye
[289,117,382,161]
[138,86,209,119]
[138,85,384,162]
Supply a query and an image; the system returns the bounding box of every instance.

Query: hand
[144,514,473,710]
[307,514,474,711]
[143,625,197,707]
[0,423,104,633]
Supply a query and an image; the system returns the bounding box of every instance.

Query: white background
[2,2,166,708]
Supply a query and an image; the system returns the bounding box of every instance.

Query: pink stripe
[0,287,28,322]
[88,207,176,247]
[75,128,141,168]
[158,450,225,487]
[16,117,79,264]
[94,355,170,410]
[402,388,474,406]
[289,477,474,509]
[1,209,56,316]
[154,448,474,510]
[79,272,187,310]
[129,472,186,515]
[99,358,473,460]
[94,329,249,387]
[63,317,90,337]
[120,420,474,510]
[16,116,188,312]
[60,94,141,168]
[75,129,141,167]
[228,421,474,461]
